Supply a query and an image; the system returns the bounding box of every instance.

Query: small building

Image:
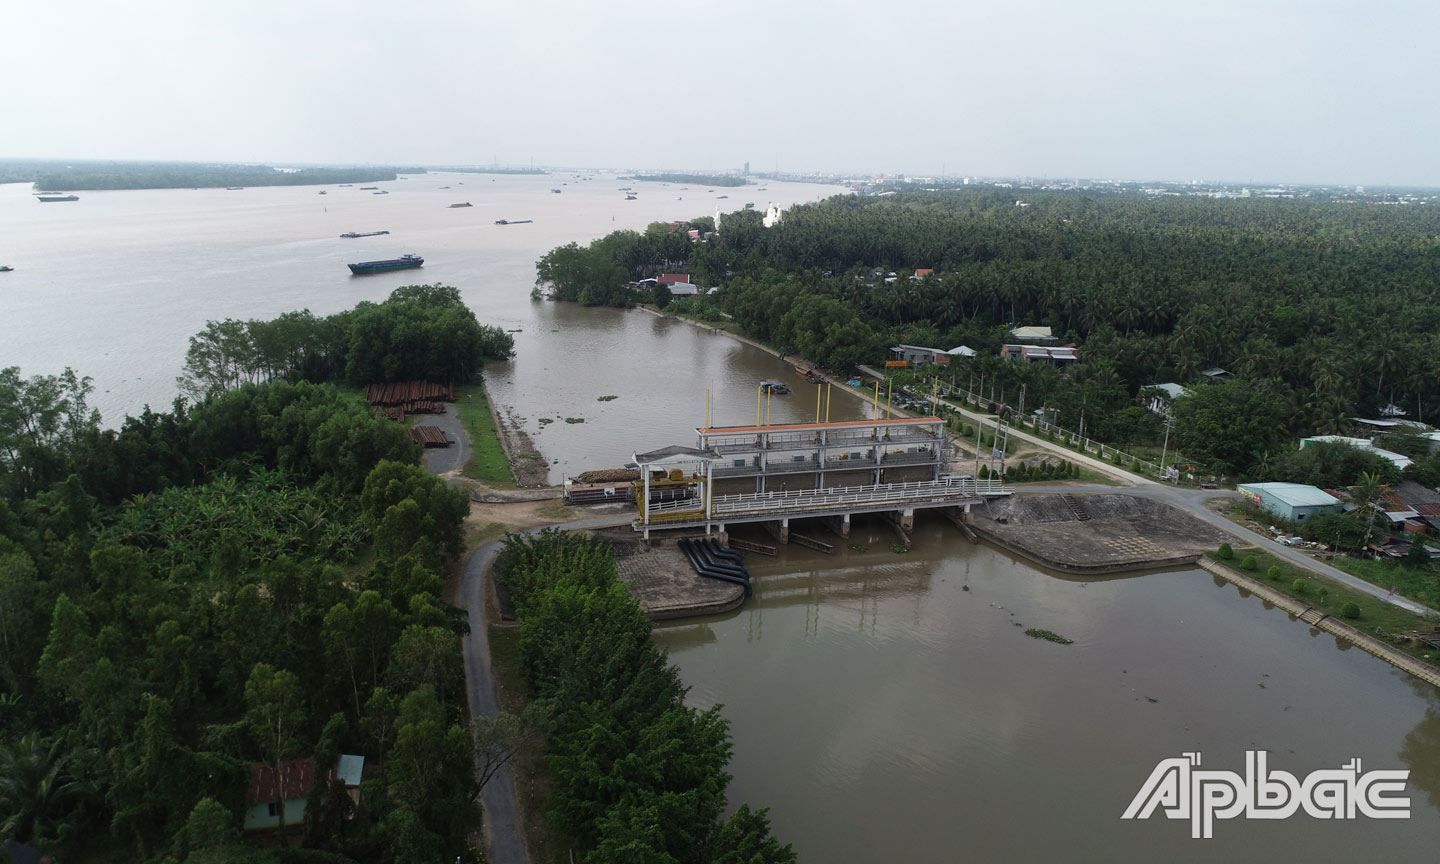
[1000,344,1077,365]
[1236,482,1343,522]
[658,273,690,286]
[1299,435,1413,470]
[667,283,703,296]
[1200,367,1231,382]
[947,345,977,359]
[244,755,364,832]
[1008,325,1056,342]
[914,268,935,278]
[1144,383,1192,417]
[890,345,950,367]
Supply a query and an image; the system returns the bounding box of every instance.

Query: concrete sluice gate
[630,417,1011,539]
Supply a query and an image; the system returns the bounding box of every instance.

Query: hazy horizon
[4,0,1437,188]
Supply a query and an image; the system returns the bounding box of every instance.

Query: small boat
[340,230,390,238]
[551,188,562,194]
[339,184,353,187]
[0,266,13,272]
[760,380,791,395]
[348,254,423,275]
[716,195,728,199]
[359,186,379,190]
[373,190,389,195]
[225,187,243,191]
[625,194,637,200]
[439,185,451,189]
[795,367,823,383]
[448,202,473,208]
[36,194,79,202]
[318,190,327,195]
[494,219,533,225]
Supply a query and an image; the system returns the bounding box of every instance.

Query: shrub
[1217,543,1234,560]
[1316,586,1329,602]
[1266,565,1281,580]
[1240,555,1258,570]
[1340,602,1361,619]
[1291,579,1306,593]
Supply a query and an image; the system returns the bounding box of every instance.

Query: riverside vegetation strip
[491,529,797,863]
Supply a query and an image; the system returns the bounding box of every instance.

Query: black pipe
[705,538,745,565]
[678,539,751,595]
[692,542,749,580]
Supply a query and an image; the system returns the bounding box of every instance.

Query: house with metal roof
[1236,482,1343,522]
[244,754,365,832]
[1144,383,1192,417]
[1008,325,1056,342]
[1299,435,1413,470]
[890,344,951,366]
[1000,344,1078,365]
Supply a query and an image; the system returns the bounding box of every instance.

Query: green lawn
[1208,548,1440,662]
[455,384,515,487]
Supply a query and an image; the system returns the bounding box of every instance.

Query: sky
[3,0,1438,186]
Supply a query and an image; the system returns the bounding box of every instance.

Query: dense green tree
[1170,381,1288,475]
[243,664,307,845]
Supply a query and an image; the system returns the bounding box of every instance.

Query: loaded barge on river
[348,254,423,275]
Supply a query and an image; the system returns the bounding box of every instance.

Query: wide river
[3,173,1438,861]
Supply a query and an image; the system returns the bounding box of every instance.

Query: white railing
[709,477,1009,517]
[933,382,1198,482]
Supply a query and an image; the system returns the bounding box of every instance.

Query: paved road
[419,403,469,476]
[456,512,630,864]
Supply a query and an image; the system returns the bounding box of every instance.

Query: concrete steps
[1060,494,1091,521]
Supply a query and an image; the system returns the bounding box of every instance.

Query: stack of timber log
[575,468,642,483]
[364,381,457,406]
[409,426,450,447]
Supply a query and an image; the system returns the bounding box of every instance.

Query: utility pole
[1159,417,1171,480]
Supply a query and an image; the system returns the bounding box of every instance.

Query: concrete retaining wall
[1198,558,1440,690]
[968,520,1203,575]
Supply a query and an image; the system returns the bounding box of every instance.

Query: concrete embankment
[967,493,1231,575]
[1198,557,1440,690]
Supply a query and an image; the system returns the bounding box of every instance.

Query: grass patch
[1024,628,1073,645]
[488,624,571,864]
[1328,556,1440,609]
[1207,548,1440,662]
[596,395,618,402]
[456,383,514,487]
[537,417,553,426]
[564,417,585,424]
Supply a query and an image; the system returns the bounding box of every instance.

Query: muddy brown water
[656,513,1440,862]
